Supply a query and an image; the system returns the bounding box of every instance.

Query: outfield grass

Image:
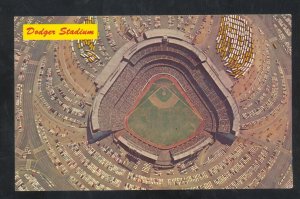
[128,79,200,146]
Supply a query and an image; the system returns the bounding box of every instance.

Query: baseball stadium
[88,29,240,166]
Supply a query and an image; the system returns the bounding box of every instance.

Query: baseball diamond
[126,76,203,147]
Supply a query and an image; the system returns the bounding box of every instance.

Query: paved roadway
[18,41,48,150]
[39,51,86,123]
[15,16,79,190]
[237,15,290,123]
[256,15,291,74]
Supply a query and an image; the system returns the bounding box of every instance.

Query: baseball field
[127,77,202,147]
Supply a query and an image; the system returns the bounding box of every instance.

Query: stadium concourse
[15,15,292,190]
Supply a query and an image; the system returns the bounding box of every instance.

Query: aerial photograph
[14,15,292,190]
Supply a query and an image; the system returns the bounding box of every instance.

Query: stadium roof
[172,137,214,161]
[118,136,159,161]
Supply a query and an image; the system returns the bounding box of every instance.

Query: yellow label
[23,24,98,40]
